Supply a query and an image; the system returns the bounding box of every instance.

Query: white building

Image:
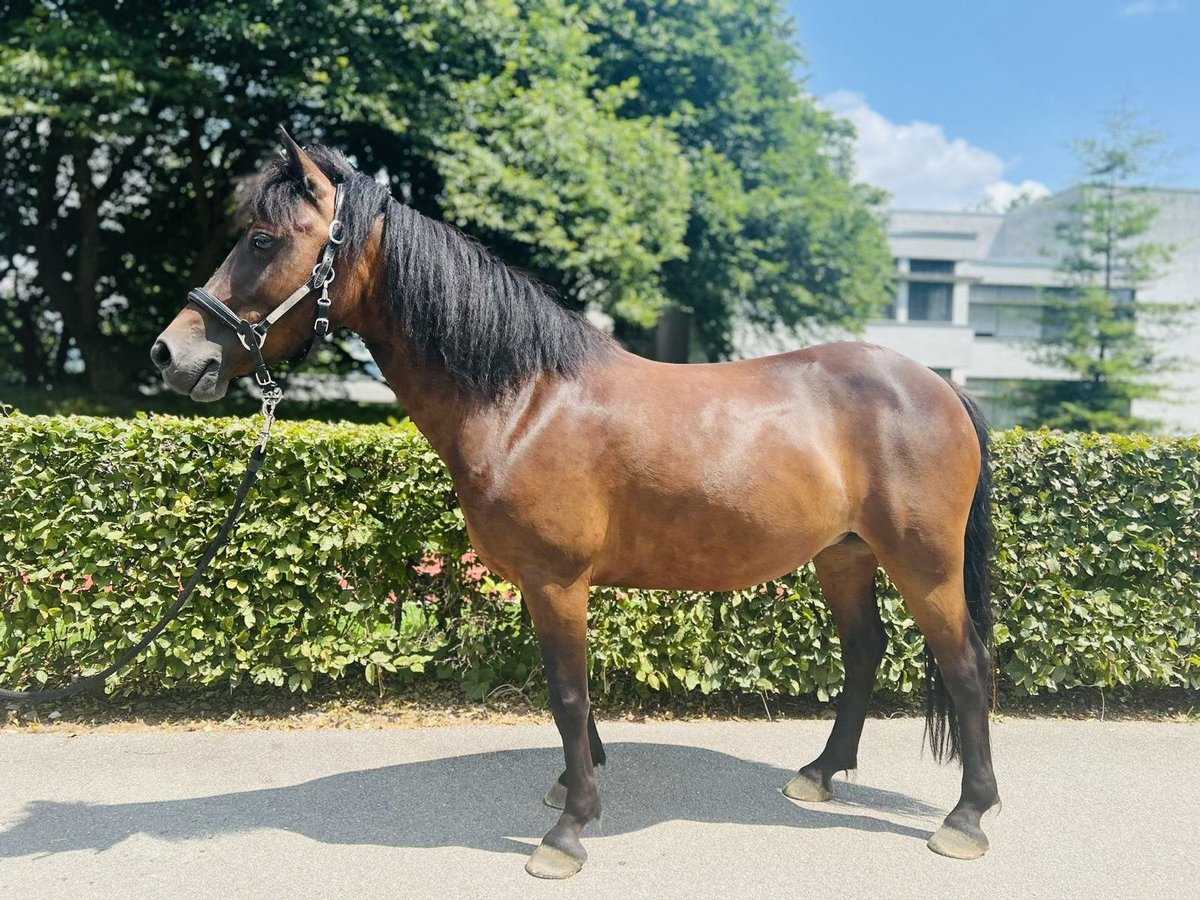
[740,188,1200,432]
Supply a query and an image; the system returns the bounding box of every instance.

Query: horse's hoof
[927,822,989,860]
[525,843,586,879]
[783,773,833,802]
[543,780,568,809]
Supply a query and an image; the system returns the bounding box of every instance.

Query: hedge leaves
[1,415,1196,699]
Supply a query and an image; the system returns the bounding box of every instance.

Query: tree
[585,0,893,359]
[0,1,693,395]
[1019,111,1189,432]
[0,0,889,397]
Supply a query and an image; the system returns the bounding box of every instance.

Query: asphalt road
[1,718,1196,899]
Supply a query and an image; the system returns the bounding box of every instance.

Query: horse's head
[151,128,347,401]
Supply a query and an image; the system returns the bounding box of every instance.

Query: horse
[152,131,1000,879]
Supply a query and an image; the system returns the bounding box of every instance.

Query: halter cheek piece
[186,181,346,443]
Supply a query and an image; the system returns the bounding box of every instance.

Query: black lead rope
[1,286,289,705]
[0,442,269,704]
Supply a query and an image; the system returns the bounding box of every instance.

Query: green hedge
[1,412,1197,700]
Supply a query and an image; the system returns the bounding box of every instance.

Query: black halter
[187,181,347,427]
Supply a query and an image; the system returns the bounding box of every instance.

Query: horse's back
[607,341,971,457]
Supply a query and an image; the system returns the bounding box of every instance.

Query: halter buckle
[328,219,344,245]
[315,293,332,337]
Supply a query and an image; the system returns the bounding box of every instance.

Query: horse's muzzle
[151,331,226,401]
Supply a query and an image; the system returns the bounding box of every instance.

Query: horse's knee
[548,684,589,722]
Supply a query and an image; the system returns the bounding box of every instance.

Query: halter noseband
[186,181,346,434]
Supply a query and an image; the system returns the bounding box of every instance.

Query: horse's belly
[591,503,840,592]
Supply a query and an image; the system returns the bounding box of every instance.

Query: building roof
[889,187,1200,270]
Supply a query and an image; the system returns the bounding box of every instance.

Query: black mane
[245,144,613,397]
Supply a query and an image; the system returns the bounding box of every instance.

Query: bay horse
[152,133,1000,879]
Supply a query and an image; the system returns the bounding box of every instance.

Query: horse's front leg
[544,709,606,809]
[520,572,599,879]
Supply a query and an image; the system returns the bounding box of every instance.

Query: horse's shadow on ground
[0,743,941,859]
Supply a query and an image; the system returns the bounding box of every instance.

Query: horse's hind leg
[784,540,885,802]
[544,710,605,809]
[876,544,999,860]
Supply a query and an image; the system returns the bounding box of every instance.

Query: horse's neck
[361,317,568,501]
[338,231,475,470]
[359,325,478,469]
[344,236,559,483]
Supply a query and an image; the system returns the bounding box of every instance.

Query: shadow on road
[0,742,940,859]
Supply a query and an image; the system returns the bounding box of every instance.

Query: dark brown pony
[153,136,1000,879]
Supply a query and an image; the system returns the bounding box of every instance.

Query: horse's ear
[275,124,332,203]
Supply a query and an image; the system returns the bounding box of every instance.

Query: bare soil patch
[5,680,1196,734]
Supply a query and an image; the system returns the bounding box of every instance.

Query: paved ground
[0,718,1196,899]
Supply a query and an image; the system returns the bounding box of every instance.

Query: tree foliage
[0,0,889,396]
[586,0,892,357]
[1021,112,1188,432]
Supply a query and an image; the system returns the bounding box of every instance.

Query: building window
[1041,304,1068,341]
[968,285,1099,340]
[908,281,953,321]
[965,378,1030,430]
[909,259,956,275]
[969,303,1041,339]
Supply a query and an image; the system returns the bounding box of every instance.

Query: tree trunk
[655,307,692,363]
[15,294,48,389]
[185,117,235,286]
[31,128,77,387]
[71,147,135,395]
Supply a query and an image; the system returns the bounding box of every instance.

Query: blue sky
[786,1,1200,209]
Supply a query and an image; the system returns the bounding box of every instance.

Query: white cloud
[1120,1,1182,17]
[981,179,1052,212]
[823,90,1051,211]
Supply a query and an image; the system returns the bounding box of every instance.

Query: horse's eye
[252,232,275,251]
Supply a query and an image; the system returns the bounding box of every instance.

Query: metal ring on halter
[311,261,335,287]
[328,219,345,245]
[237,326,266,352]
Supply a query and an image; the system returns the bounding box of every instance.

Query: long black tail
[925,387,995,763]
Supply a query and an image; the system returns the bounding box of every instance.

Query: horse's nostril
[150,339,173,372]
